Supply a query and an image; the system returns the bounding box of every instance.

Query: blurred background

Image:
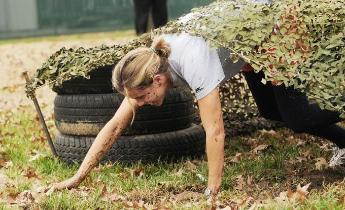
[0,0,212,39]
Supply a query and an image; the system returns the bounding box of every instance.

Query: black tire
[54,88,196,135]
[53,87,193,108]
[52,65,114,94]
[55,124,206,164]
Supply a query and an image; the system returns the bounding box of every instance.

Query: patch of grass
[0,30,136,45]
[263,184,345,209]
[0,205,11,210]
[37,191,117,210]
[1,107,345,209]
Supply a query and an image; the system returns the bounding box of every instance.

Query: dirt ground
[0,38,127,113]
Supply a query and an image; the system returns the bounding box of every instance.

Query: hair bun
[151,36,171,58]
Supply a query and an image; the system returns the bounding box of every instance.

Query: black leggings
[243,71,345,148]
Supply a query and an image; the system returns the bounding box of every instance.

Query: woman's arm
[50,97,137,190]
[197,88,225,195]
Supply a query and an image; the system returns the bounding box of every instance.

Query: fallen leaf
[296,139,306,147]
[294,183,311,202]
[14,190,37,206]
[0,173,12,188]
[4,161,13,169]
[100,187,126,203]
[133,200,145,208]
[171,191,203,202]
[125,201,134,207]
[107,193,126,202]
[130,167,144,178]
[259,129,278,136]
[246,176,253,186]
[174,168,184,177]
[301,150,312,159]
[315,157,328,170]
[244,138,258,147]
[235,175,245,190]
[100,184,107,196]
[23,167,39,179]
[296,157,307,163]
[185,160,197,173]
[196,173,206,182]
[0,159,8,168]
[277,183,311,203]
[28,151,46,162]
[70,186,92,198]
[229,153,242,163]
[251,144,269,154]
[7,191,20,204]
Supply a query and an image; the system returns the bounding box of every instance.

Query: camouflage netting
[26,0,345,118]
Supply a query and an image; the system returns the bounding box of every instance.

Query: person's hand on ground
[46,176,81,194]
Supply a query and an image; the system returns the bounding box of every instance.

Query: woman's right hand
[46,176,81,193]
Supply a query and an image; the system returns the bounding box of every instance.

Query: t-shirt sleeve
[176,34,225,100]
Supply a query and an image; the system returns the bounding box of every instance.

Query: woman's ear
[152,74,163,85]
[153,73,171,87]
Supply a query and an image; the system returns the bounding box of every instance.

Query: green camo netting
[26,0,345,118]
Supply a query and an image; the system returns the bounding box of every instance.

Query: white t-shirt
[163,33,245,100]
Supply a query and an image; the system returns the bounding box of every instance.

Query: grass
[0,30,136,45]
[1,105,345,209]
[1,30,345,209]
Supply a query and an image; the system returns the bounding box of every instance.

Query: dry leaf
[174,168,184,177]
[230,153,242,163]
[4,161,13,169]
[100,184,107,196]
[235,175,245,190]
[0,159,8,168]
[135,200,145,208]
[106,193,126,202]
[23,167,39,179]
[277,183,311,203]
[125,201,134,207]
[244,138,258,147]
[302,150,312,159]
[70,186,92,198]
[171,191,203,202]
[130,167,144,178]
[100,186,125,203]
[251,144,269,154]
[196,173,206,182]
[296,157,307,163]
[294,183,311,202]
[246,176,253,186]
[185,160,197,173]
[259,129,278,136]
[28,153,45,162]
[315,157,328,170]
[0,173,12,188]
[296,139,306,147]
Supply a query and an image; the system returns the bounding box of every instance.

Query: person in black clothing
[133,0,168,35]
[242,67,345,167]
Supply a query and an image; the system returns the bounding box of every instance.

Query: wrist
[204,186,219,198]
[205,185,220,195]
[72,174,83,184]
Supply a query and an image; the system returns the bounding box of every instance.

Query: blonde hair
[112,36,171,94]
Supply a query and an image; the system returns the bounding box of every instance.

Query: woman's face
[125,74,170,107]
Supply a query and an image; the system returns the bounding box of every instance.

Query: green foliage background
[26,0,345,117]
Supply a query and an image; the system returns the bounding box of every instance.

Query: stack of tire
[53,65,206,164]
